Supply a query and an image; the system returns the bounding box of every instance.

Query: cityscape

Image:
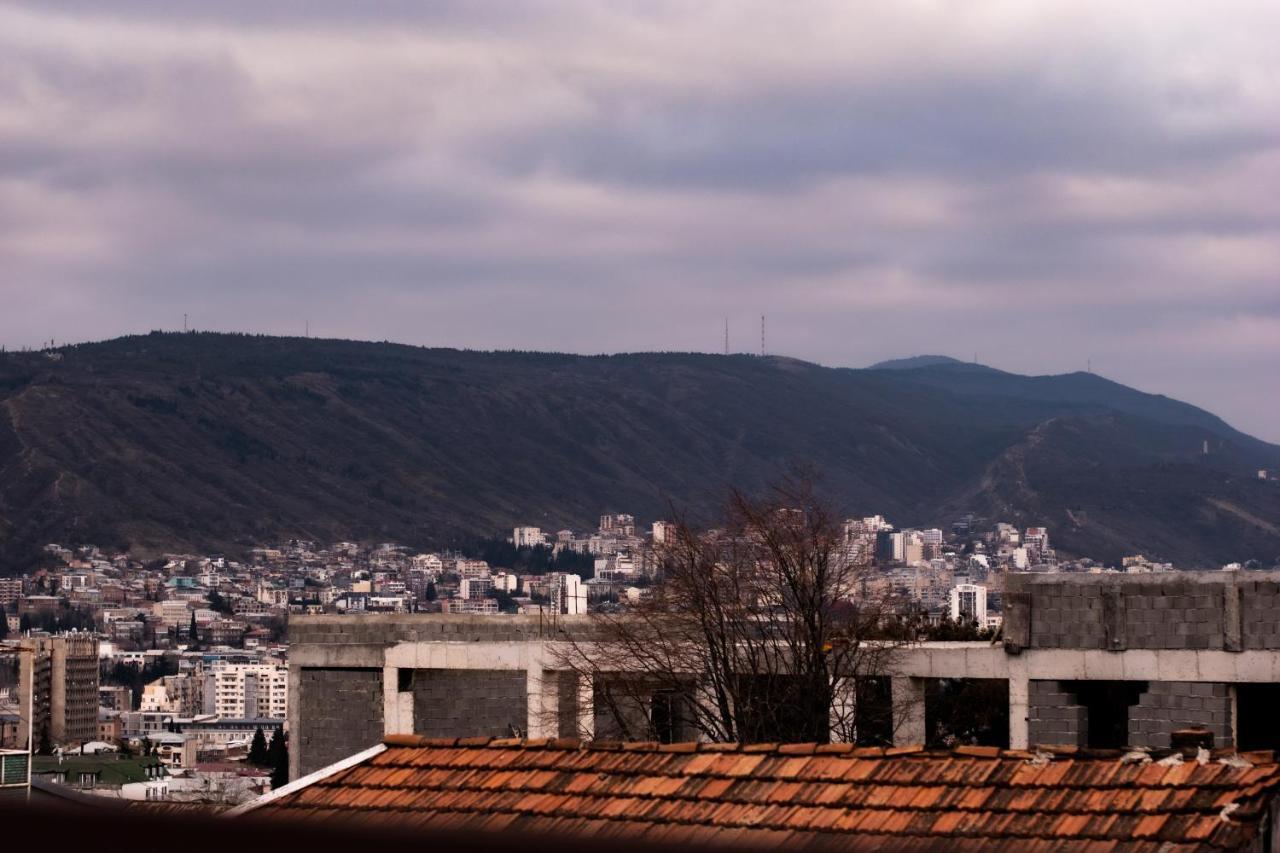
[1,507,1260,802]
[3,1,1279,849]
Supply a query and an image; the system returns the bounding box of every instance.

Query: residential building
[0,577,22,607]
[950,583,988,630]
[141,673,204,716]
[548,573,585,615]
[18,633,99,748]
[512,527,545,548]
[210,663,287,720]
[98,685,133,712]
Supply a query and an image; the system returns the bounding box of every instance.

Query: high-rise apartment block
[210,662,288,719]
[950,584,989,631]
[512,527,545,548]
[18,634,99,748]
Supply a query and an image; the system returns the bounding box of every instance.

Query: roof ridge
[376,736,1276,765]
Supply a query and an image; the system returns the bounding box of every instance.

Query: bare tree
[555,477,910,744]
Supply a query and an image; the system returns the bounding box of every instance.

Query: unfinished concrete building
[288,571,1280,778]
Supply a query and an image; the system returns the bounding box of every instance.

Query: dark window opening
[397,668,413,692]
[854,677,894,747]
[650,691,684,744]
[926,678,1009,749]
[1064,681,1147,749]
[1237,684,1280,751]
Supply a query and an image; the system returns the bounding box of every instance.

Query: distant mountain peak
[869,355,971,370]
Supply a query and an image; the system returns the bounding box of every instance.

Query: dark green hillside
[0,332,1276,569]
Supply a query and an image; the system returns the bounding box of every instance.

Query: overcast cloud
[1,1,1277,440]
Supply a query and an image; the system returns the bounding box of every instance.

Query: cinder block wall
[1240,580,1280,650]
[1027,680,1087,747]
[296,667,384,775]
[411,670,528,739]
[1004,572,1280,651]
[1127,682,1232,749]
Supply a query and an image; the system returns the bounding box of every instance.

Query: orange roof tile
[249,738,1280,851]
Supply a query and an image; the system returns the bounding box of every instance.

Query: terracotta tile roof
[251,737,1280,851]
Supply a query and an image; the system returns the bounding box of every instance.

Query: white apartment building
[513,527,545,548]
[651,521,677,545]
[950,583,989,631]
[209,663,288,720]
[410,553,444,573]
[548,573,586,615]
[256,584,289,607]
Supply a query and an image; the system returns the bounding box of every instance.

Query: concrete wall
[410,670,527,739]
[1240,580,1280,650]
[1003,572,1280,652]
[1128,682,1232,749]
[1003,571,1254,650]
[289,613,600,647]
[1027,680,1087,747]
[295,667,384,776]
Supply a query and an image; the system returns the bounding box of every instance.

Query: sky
[1,2,1277,441]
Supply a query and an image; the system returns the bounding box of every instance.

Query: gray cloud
[0,1,1277,440]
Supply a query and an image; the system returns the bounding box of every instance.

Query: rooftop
[241,737,1280,850]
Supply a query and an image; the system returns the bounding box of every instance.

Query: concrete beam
[1007,656,1029,750]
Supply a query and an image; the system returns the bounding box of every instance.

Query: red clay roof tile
[254,739,1280,850]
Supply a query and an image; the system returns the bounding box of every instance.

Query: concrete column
[829,678,857,743]
[1224,577,1243,652]
[382,666,414,736]
[576,672,595,741]
[525,667,559,739]
[287,663,301,782]
[891,677,927,747]
[1008,657,1030,750]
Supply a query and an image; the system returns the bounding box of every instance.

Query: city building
[949,583,988,630]
[512,527,545,548]
[18,633,99,748]
[210,663,288,720]
[547,573,585,615]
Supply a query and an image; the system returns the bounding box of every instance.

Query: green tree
[0,612,8,639]
[267,729,288,789]
[19,613,31,633]
[208,590,234,615]
[37,726,54,756]
[188,611,199,645]
[248,726,269,766]
[424,581,437,602]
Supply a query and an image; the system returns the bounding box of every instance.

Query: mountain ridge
[0,332,1276,571]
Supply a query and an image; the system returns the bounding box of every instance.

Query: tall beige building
[18,634,99,748]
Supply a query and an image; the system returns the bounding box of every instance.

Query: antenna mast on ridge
[724,317,729,356]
